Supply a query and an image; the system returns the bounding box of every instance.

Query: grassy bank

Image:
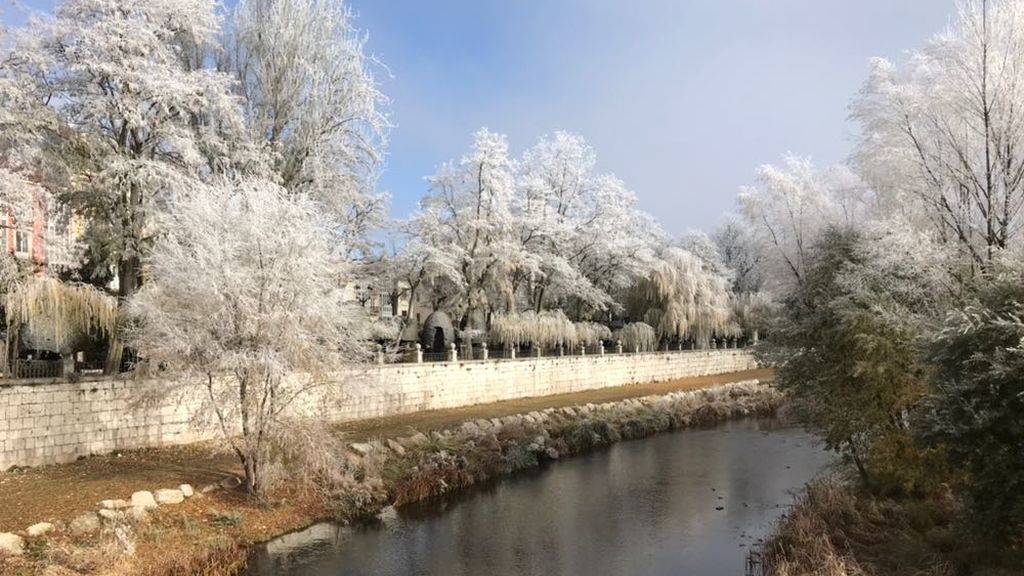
[0,377,779,576]
[754,478,1024,576]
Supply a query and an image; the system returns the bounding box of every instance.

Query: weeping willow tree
[5,277,119,373]
[490,309,578,349]
[731,291,777,342]
[614,322,658,352]
[626,247,733,344]
[574,321,612,346]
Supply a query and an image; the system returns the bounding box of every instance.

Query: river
[246,418,831,576]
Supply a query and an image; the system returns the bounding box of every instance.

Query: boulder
[179,484,194,498]
[398,432,429,448]
[0,533,24,556]
[154,489,184,505]
[26,522,54,537]
[99,499,131,510]
[70,512,101,535]
[130,491,158,510]
[459,421,480,436]
[385,439,406,456]
[98,509,124,522]
[350,442,374,456]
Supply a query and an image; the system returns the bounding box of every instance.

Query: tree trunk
[118,255,141,299]
[243,453,259,495]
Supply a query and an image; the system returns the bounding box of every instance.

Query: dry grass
[757,477,1024,576]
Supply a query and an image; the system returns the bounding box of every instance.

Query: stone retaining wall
[0,349,756,470]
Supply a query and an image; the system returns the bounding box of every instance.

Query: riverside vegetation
[0,380,779,576]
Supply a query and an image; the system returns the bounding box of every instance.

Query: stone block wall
[0,349,755,470]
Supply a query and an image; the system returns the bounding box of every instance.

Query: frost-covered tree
[226,0,389,256]
[9,0,247,298]
[128,177,367,494]
[739,155,873,290]
[712,217,764,295]
[419,129,523,329]
[767,224,952,493]
[853,0,1024,267]
[625,247,733,345]
[927,257,1024,540]
[512,132,660,317]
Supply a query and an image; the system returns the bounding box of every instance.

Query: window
[15,229,30,255]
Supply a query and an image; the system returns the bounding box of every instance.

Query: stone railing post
[414,343,423,363]
[558,344,564,357]
[580,343,586,356]
[534,346,541,358]
[376,344,384,364]
[481,342,489,360]
[62,353,76,377]
[598,343,605,355]
[634,344,640,354]
[509,345,516,359]
[448,342,458,362]
[616,340,623,354]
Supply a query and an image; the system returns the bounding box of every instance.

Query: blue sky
[4,0,957,234]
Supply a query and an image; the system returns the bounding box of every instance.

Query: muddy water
[246,418,831,576]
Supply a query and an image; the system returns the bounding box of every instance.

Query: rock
[473,418,491,430]
[179,484,194,498]
[430,431,445,442]
[130,491,158,510]
[385,439,406,456]
[98,509,124,522]
[26,522,54,537]
[0,533,24,556]
[350,442,374,456]
[545,447,560,460]
[219,476,242,490]
[154,489,184,505]
[377,505,398,521]
[99,499,130,510]
[460,421,480,436]
[397,432,428,448]
[70,512,101,535]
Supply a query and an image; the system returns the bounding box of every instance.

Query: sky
[3,0,958,235]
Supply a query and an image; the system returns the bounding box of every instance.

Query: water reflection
[247,418,831,576]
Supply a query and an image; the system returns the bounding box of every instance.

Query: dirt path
[0,368,770,532]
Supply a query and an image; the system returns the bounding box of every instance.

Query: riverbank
[754,477,1024,576]
[0,369,775,576]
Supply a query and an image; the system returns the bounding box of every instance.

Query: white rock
[179,484,194,498]
[385,439,406,456]
[98,509,124,522]
[153,489,184,505]
[377,505,398,521]
[0,533,24,556]
[350,442,374,456]
[26,522,54,537]
[70,512,101,534]
[130,491,158,510]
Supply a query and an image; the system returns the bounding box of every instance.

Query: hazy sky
[4,0,958,234]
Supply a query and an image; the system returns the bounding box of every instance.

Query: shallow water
[246,418,831,576]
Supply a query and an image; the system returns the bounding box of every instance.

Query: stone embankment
[0,378,780,575]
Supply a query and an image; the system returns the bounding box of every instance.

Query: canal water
[246,418,831,576]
